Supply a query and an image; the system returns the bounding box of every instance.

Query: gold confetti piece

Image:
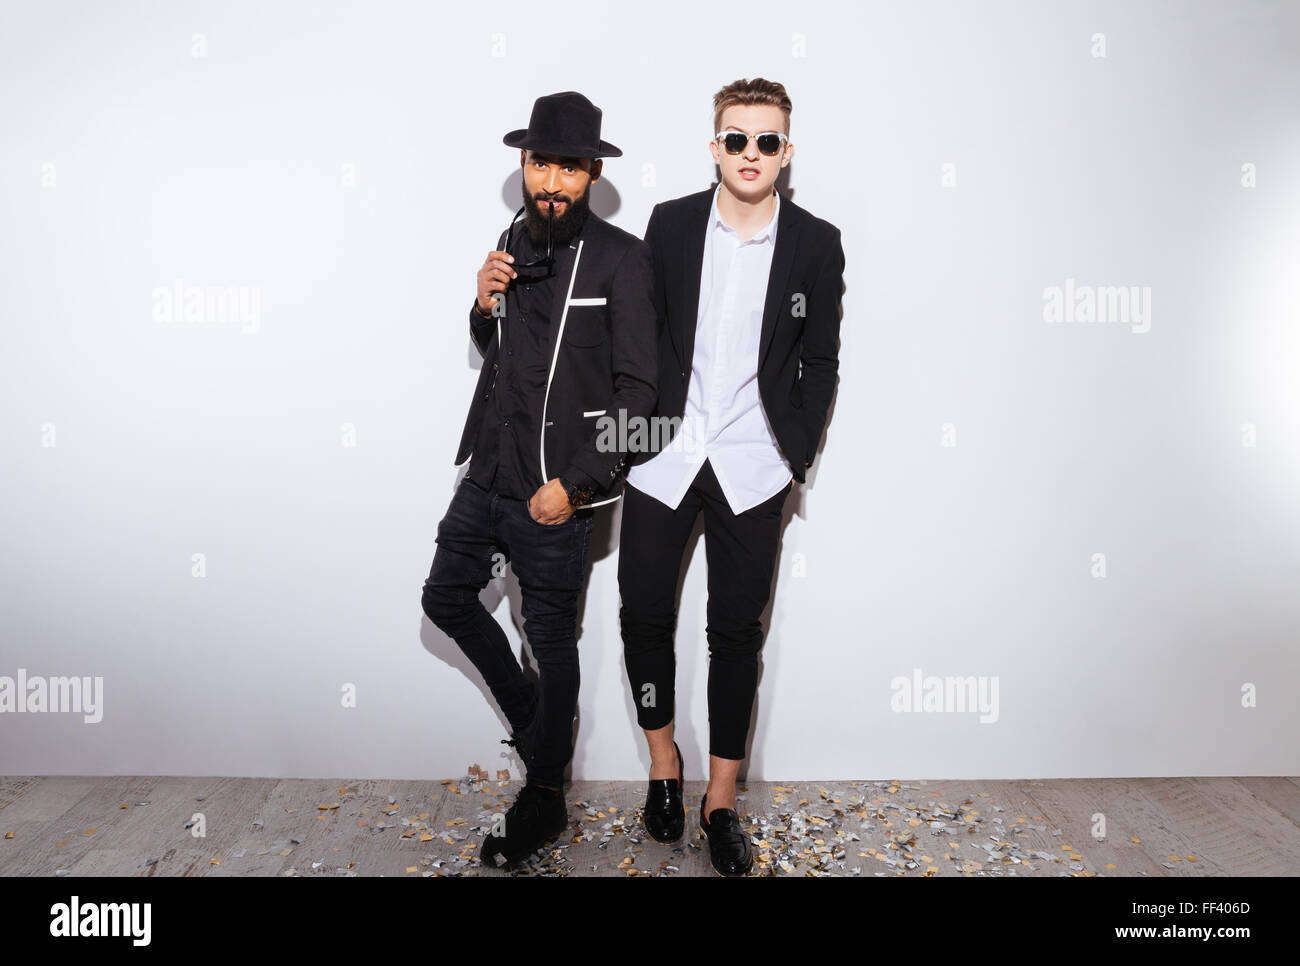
[1105,863,1116,870]
[3,831,12,839]
[444,819,466,826]
[119,804,129,809]
[406,865,418,874]
[1168,855,1182,862]
[1130,836,1141,843]
[210,859,220,865]
[284,807,296,813]
[440,779,453,785]
[1060,845,1073,851]
[279,848,294,856]
[920,855,931,863]
[356,820,367,827]
[317,803,340,811]
[56,840,67,847]
[1186,855,1197,862]
[420,833,433,842]
[84,829,96,835]
[317,815,328,821]
[1069,853,1082,860]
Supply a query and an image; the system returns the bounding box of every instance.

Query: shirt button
[503,418,510,427]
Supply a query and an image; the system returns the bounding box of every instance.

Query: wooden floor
[3,775,1298,876]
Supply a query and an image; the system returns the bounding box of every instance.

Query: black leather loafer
[699,792,752,877]
[643,740,685,843]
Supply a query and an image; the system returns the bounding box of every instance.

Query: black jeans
[421,474,595,788]
[618,458,791,760]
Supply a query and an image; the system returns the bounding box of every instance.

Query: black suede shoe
[481,782,567,868]
[699,792,752,877]
[643,740,685,843]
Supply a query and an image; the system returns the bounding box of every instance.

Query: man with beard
[420,91,657,868]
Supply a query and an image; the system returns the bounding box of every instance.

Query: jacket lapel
[672,189,715,375]
[758,196,800,370]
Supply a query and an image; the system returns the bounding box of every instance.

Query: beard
[522,179,592,249]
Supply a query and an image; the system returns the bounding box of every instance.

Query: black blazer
[454,211,658,506]
[634,186,844,483]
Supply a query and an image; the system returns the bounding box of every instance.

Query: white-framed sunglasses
[714,130,789,156]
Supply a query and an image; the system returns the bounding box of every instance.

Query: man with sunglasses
[420,91,657,868]
[618,78,845,876]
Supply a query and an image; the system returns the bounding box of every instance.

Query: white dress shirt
[627,185,793,514]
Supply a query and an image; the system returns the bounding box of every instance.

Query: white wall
[2,0,1298,781]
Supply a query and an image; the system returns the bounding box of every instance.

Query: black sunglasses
[715,130,789,156]
[504,202,556,280]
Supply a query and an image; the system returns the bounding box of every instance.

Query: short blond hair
[712,77,792,135]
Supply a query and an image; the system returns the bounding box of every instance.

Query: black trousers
[617,458,791,760]
[421,474,595,788]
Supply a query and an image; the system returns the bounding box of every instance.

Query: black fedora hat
[503,91,622,159]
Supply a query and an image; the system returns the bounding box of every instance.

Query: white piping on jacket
[538,239,623,509]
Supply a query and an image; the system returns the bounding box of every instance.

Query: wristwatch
[559,476,594,508]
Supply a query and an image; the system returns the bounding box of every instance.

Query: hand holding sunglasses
[503,202,557,282]
[715,130,789,156]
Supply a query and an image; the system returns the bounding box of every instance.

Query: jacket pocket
[562,303,608,347]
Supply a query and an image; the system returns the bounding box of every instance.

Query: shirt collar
[711,184,779,244]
